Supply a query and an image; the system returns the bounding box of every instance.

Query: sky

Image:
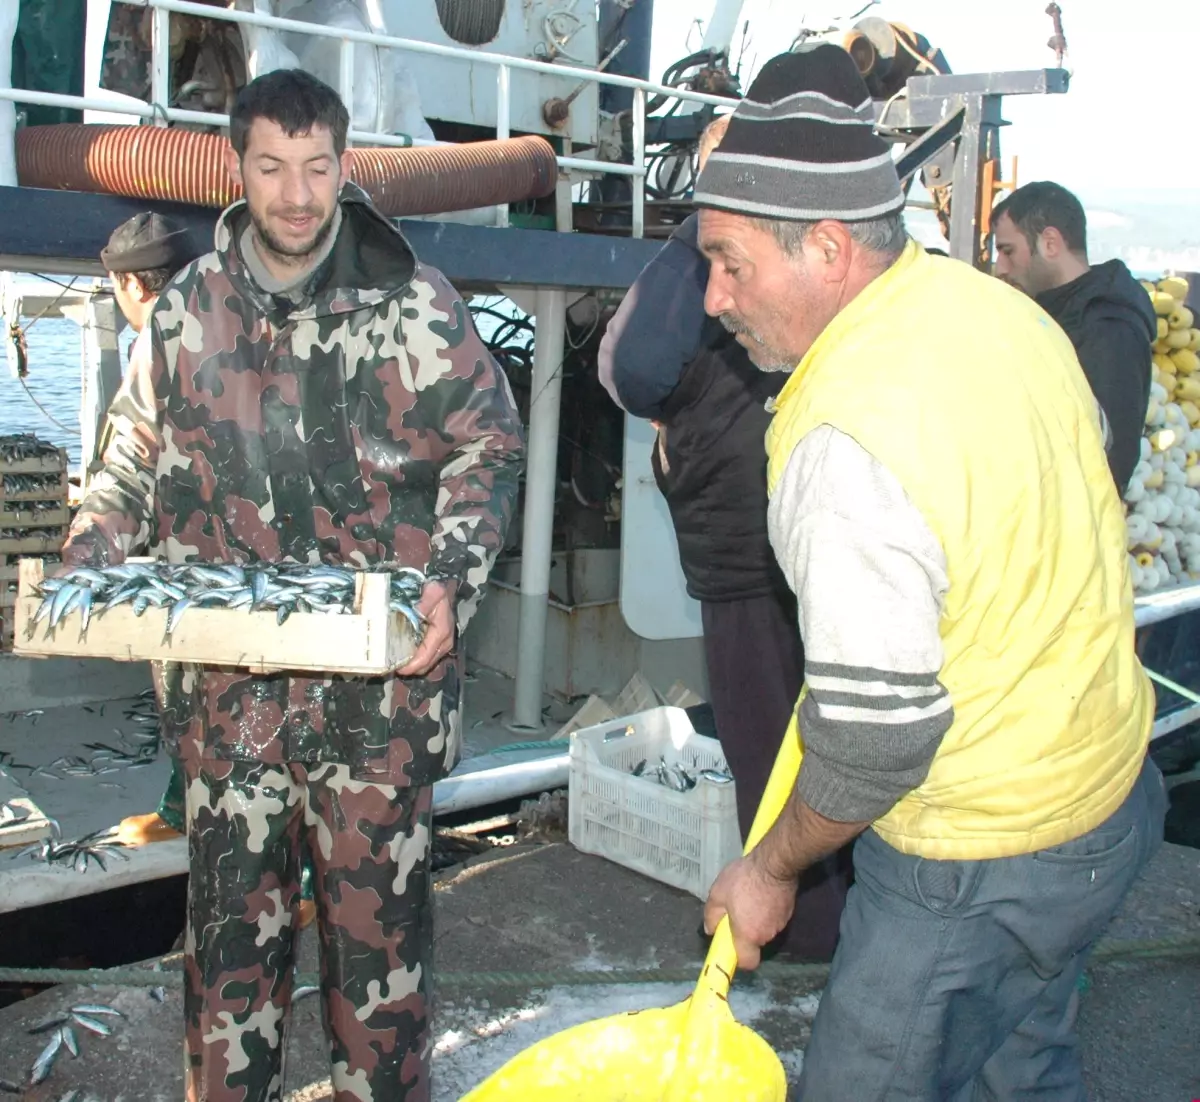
[80,0,1200,268]
[647,0,1200,269]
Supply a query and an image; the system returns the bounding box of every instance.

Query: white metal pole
[151,5,170,125]
[701,0,748,54]
[495,64,510,228]
[511,287,568,730]
[338,38,355,142]
[0,0,18,187]
[631,87,645,239]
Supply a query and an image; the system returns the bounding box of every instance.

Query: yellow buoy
[1170,348,1200,375]
[1158,276,1190,301]
[1152,291,1178,317]
[1169,305,1195,331]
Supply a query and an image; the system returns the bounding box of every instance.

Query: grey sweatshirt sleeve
[768,424,953,822]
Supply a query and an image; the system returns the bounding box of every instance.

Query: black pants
[701,592,851,962]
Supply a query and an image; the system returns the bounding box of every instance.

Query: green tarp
[12,0,87,126]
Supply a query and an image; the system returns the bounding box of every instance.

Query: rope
[1144,667,1200,706]
[0,935,1197,992]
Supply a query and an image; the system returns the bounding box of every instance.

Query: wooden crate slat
[0,471,69,502]
[0,533,67,555]
[0,452,68,476]
[13,560,416,675]
[0,506,71,527]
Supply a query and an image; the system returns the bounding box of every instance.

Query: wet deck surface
[0,665,574,914]
[0,840,1195,1100]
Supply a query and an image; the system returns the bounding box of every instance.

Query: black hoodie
[1036,259,1155,492]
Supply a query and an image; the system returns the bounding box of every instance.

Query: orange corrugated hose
[17,124,559,216]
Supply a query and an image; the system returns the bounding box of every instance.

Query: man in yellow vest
[695,45,1165,1099]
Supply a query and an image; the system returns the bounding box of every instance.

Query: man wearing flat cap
[698,44,1164,1098]
[97,213,203,851]
[97,213,199,469]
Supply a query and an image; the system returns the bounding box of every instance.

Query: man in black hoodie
[598,117,849,961]
[992,181,1155,492]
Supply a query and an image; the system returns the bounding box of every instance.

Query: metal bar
[907,68,1069,98]
[1151,700,1200,742]
[72,294,125,487]
[631,87,645,239]
[512,287,568,729]
[338,39,355,146]
[116,0,738,106]
[894,107,964,185]
[0,88,648,175]
[947,94,985,266]
[554,139,574,232]
[0,87,428,148]
[0,0,16,188]
[495,65,510,229]
[150,5,170,125]
[1135,579,1200,627]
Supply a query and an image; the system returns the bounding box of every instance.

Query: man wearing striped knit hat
[696,44,1164,1099]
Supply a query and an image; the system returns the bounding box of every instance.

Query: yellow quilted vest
[767,241,1153,859]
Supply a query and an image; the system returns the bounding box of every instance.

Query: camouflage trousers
[182,750,434,1102]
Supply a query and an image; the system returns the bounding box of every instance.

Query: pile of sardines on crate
[32,561,428,636]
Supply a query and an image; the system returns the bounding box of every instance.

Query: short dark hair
[229,69,350,158]
[119,267,171,294]
[991,181,1087,256]
[104,213,197,293]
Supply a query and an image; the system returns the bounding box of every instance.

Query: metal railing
[0,0,740,236]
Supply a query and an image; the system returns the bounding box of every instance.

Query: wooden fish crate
[0,470,70,502]
[0,505,70,527]
[13,559,418,675]
[0,449,68,477]
[0,530,68,556]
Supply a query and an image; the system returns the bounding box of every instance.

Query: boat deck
[0,658,575,915]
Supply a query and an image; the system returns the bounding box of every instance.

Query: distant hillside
[1077,189,1200,275]
[905,188,1200,275]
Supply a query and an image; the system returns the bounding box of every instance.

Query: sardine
[59,1023,79,1057]
[31,1027,63,1084]
[69,1013,112,1037]
[70,1004,124,1018]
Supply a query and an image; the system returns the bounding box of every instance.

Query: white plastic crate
[568,705,741,899]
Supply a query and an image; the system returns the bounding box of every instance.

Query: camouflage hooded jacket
[64,185,524,786]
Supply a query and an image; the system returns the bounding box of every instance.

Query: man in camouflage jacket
[63,70,523,1102]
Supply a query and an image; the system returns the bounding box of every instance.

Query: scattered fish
[31,562,427,640]
[0,801,31,826]
[28,1012,70,1034]
[0,1080,21,1094]
[69,1012,112,1037]
[18,830,129,873]
[291,984,320,1002]
[149,986,167,1003]
[30,1027,63,1085]
[59,1091,81,1102]
[59,1024,79,1058]
[70,1004,124,1019]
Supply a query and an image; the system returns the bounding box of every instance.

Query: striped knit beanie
[694,43,904,222]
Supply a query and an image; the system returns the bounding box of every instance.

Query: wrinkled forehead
[697,207,763,261]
